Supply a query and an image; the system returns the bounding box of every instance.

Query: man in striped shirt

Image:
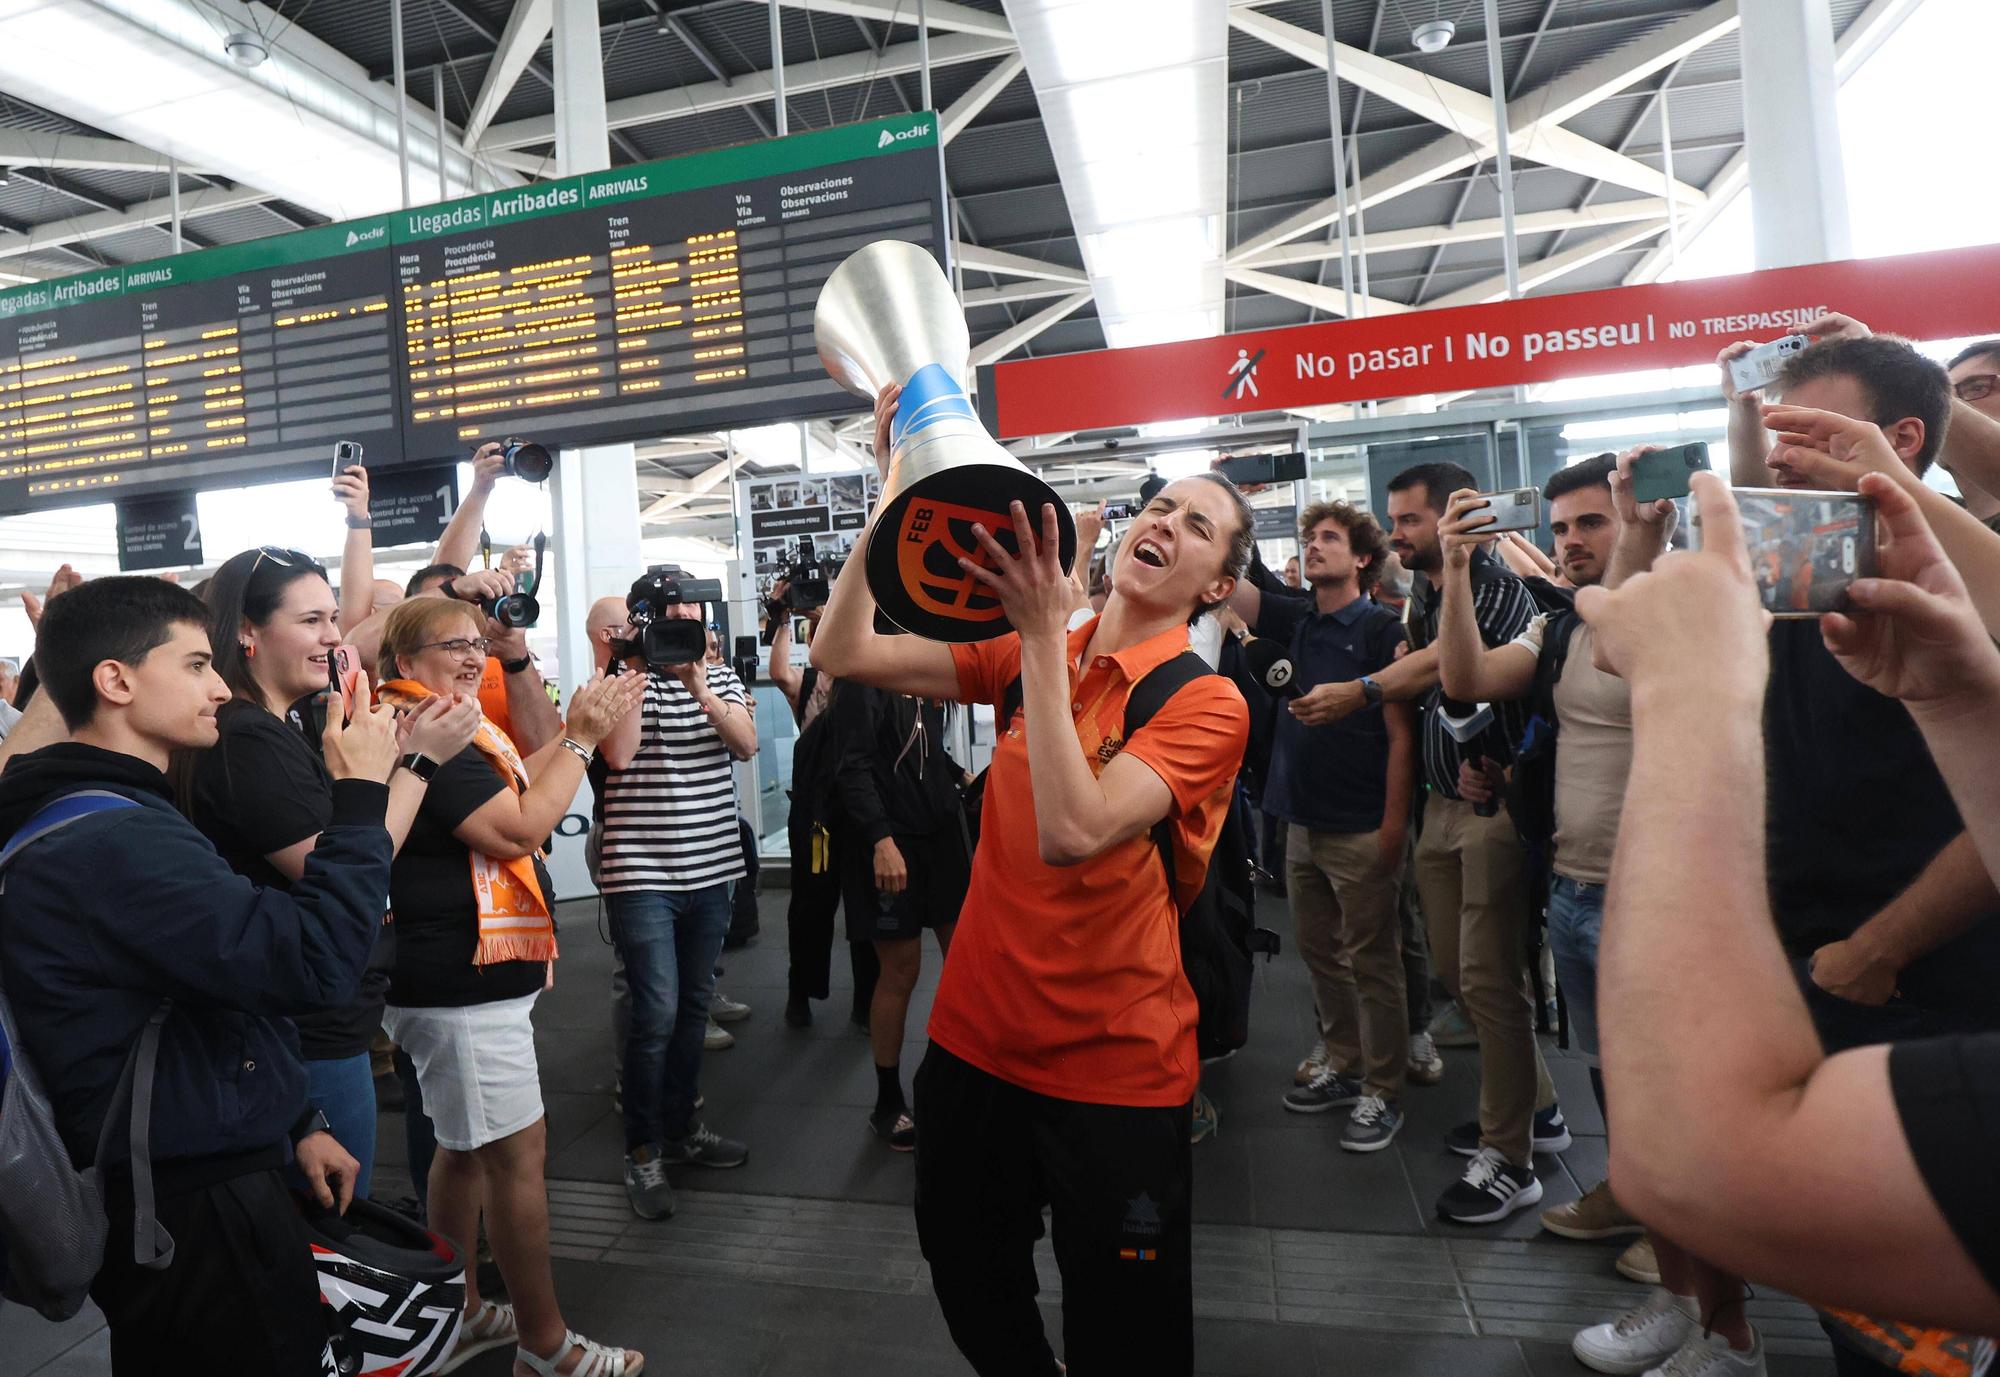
[596,600,760,1221]
[1387,461,1567,1227]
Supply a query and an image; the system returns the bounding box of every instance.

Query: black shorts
[843,830,971,943]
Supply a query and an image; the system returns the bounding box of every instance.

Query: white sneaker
[711,991,751,1024]
[1572,1289,1697,1375]
[1645,1329,1766,1377]
[1294,1039,1332,1086]
[703,1018,735,1051]
[1406,1030,1444,1085]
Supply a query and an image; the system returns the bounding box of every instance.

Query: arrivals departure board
[0,113,947,515]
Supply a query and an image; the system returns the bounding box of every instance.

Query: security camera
[1411,18,1454,52]
[224,30,270,67]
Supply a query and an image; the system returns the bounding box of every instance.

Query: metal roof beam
[1517,1,1738,132]
[763,0,1013,42]
[480,32,1015,149]
[460,0,553,150]
[1426,220,1669,309]
[969,290,1092,366]
[1223,267,1409,320]
[953,242,1086,285]
[0,184,273,263]
[426,0,649,165]
[942,53,1025,143]
[964,279,1083,309]
[1242,199,1676,268]
[0,132,202,175]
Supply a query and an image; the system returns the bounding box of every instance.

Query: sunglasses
[248,546,327,580]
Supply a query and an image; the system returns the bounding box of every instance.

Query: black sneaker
[1444,1104,1572,1156]
[784,993,812,1028]
[662,1120,748,1169]
[1282,1069,1365,1114]
[1436,1147,1544,1224]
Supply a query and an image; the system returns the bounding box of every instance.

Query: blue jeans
[607,883,733,1150]
[1546,875,1604,1064]
[302,1051,376,1200]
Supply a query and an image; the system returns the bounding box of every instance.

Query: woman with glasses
[186,546,483,1203]
[374,595,647,1377]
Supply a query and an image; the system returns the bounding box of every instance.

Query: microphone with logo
[1241,636,1305,701]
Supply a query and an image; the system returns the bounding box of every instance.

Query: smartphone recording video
[1471,487,1542,534]
[1707,489,1878,618]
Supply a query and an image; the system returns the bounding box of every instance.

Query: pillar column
[1738,0,1851,268]
[549,0,643,689]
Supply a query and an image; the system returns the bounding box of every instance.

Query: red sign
[985,242,2000,438]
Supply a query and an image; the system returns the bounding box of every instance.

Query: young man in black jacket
[0,576,400,1375]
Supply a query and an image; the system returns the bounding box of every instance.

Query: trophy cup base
[865,465,1078,643]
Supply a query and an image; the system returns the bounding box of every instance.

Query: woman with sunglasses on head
[186,546,483,1204]
[374,595,647,1377]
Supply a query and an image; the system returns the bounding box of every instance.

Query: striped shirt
[1408,550,1538,799]
[599,664,748,893]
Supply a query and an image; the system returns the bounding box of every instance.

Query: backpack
[0,790,174,1321]
[985,652,1281,1060]
[1504,607,1580,860]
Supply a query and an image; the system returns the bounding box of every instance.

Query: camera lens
[502,439,553,484]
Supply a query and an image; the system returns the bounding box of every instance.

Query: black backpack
[1505,603,1580,862]
[986,652,1280,1060]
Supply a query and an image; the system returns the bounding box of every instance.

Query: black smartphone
[333,440,363,477]
[1629,442,1711,504]
[1711,489,1879,619]
[1217,452,1307,487]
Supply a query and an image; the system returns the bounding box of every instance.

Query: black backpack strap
[1530,609,1581,721]
[1123,651,1220,903]
[997,674,1024,735]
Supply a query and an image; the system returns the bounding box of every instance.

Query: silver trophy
[815,239,1076,643]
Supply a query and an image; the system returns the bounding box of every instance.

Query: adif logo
[877,122,932,148]
[344,226,387,248]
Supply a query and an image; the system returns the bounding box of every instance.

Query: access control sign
[981,241,2000,438]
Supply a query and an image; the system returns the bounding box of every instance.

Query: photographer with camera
[372,595,644,1376]
[182,547,480,1203]
[594,568,758,1223]
[0,576,399,1373]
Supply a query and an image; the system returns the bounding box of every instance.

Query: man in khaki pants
[1229,503,1416,1151]
[1385,462,1567,1226]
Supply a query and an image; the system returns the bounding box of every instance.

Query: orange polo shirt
[934,617,1249,1107]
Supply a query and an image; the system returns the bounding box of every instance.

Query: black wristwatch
[399,751,442,782]
[1359,676,1384,707]
[501,654,533,675]
[290,1107,331,1145]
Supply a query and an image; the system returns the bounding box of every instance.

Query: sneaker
[1543,1179,1646,1241]
[704,1018,735,1051]
[1617,1235,1663,1285]
[1406,1030,1444,1085]
[711,991,751,1024]
[1436,1146,1543,1225]
[784,992,812,1028]
[1572,1289,1698,1375]
[1294,1039,1332,1086]
[1428,1001,1478,1048]
[869,1108,916,1152]
[1445,1103,1572,1156]
[1283,1069,1365,1114]
[1190,1090,1219,1144]
[1644,1328,1767,1377]
[622,1145,676,1221]
[661,1120,748,1169]
[1340,1094,1403,1153]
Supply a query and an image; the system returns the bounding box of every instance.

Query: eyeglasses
[248,546,326,580]
[1953,373,2000,403]
[415,636,492,658]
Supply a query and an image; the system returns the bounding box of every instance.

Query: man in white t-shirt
[595,597,760,1221]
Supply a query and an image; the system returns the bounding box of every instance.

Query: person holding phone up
[185,546,480,1201]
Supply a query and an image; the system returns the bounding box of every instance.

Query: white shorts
[385,992,544,1152]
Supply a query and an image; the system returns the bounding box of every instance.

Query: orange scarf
[379,679,557,967]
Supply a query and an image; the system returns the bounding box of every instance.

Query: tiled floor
[7,888,1835,1376]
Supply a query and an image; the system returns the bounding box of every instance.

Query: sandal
[439,1299,518,1373]
[869,1108,917,1153]
[515,1331,644,1377]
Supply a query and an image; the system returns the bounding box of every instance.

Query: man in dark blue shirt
[1229,502,1415,1151]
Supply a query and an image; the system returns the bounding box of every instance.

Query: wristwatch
[398,751,442,782]
[501,654,533,675]
[290,1107,332,1145]
[1359,676,1384,707]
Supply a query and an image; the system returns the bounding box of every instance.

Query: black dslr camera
[612,564,725,670]
[478,534,546,630]
[500,436,554,483]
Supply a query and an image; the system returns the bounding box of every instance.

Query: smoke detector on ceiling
[224,30,270,67]
[1411,18,1455,53]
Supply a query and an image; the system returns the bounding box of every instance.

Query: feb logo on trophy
[814,240,1077,642]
